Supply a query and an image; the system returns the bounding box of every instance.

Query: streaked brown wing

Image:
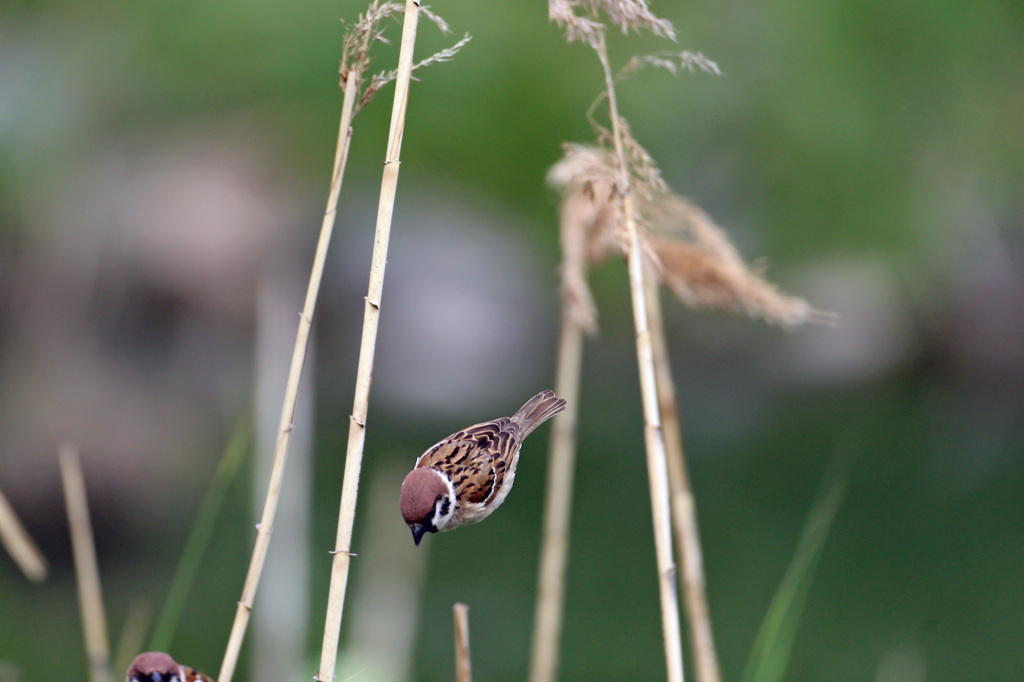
[416,439,494,504]
[454,443,495,505]
[450,416,514,445]
[416,417,521,506]
[463,421,518,500]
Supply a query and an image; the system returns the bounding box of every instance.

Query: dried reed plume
[341,1,470,115]
[540,3,690,681]
[544,142,832,682]
[536,2,831,682]
[549,0,676,47]
[618,51,721,79]
[548,144,834,329]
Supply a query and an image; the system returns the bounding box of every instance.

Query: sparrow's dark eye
[135,674,179,682]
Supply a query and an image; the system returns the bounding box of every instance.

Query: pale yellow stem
[454,603,472,682]
[316,3,421,680]
[529,275,587,681]
[645,275,722,682]
[60,444,113,682]
[218,63,359,682]
[596,30,685,682]
[0,484,48,582]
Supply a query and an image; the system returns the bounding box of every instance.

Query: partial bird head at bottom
[127,652,214,682]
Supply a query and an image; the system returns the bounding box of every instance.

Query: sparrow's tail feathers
[511,390,567,438]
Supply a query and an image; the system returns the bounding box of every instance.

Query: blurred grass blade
[0,484,49,582]
[149,415,251,652]
[113,599,152,678]
[741,477,845,682]
[60,443,114,682]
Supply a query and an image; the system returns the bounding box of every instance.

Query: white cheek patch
[430,470,458,531]
[431,497,449,529]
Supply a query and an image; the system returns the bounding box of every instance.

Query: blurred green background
[1,0,1023,680]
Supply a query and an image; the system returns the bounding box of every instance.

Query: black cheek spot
[439,495,451,517]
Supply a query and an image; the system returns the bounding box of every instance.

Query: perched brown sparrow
[127,652,214,682]
[401,390,566,545]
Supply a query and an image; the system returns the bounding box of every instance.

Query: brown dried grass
[549,144,835,330]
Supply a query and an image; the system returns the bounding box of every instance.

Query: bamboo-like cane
[217,66,359,682]
[645,275,722,682]
[316,3,421,680]
[595,31,685,682]
[529,258,587,681]
[454,603,472,682]
[0,484,48,582]
[60,443,114,682]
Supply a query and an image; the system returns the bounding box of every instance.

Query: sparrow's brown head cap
[400,467,449,526]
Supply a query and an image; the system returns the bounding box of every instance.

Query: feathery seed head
[550,146,835,329]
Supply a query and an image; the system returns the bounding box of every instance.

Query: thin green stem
[150,416,250,652]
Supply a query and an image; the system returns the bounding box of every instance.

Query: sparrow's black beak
[410,523,427,546]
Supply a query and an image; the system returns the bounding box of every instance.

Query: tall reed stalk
[530,217,588,682]
[597,29,686,676]
[543,2,693,678]
[316,2,421,679]
[542,3,826,678]
[645,276,721,682]
[217,56,359,682]
[60,443,114,682]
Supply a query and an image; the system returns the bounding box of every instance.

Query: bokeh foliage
[1,0,1022,680]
